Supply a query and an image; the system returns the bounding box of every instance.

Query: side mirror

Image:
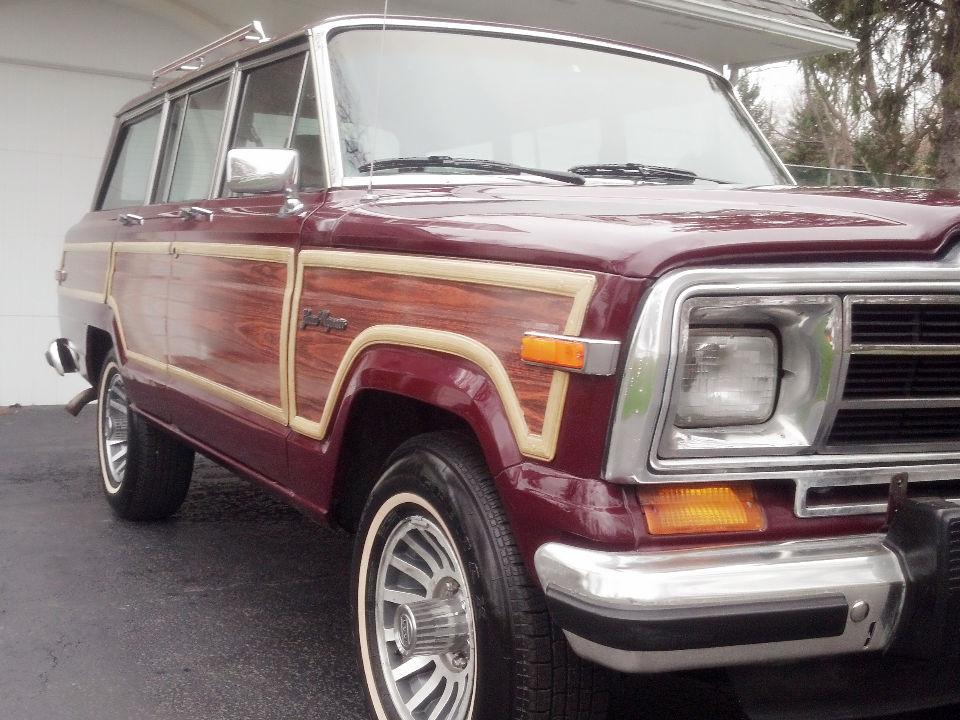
[225,148,304,216]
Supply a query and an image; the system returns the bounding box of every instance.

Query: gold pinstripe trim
[289,252,596,461]
[172,242,293,263]
[58,286,107,303]
[63,242,112,252]
[109,243,295,423]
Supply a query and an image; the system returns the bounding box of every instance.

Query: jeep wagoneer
[47,14,960,720]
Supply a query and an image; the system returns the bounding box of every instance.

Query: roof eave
[629,0,857,57]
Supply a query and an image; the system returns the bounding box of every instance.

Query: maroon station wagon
[46,14,960,720]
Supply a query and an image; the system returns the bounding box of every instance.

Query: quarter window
[98,110,161,211]
[161,80,229,203]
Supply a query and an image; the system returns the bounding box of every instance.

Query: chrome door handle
[179,206,214,221]
[118,213,144,226]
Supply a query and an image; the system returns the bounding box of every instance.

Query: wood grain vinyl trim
[289,252,597,461]
[109,242,295,424]
[298,250,596,334]
[61,242,114,302]
[289,325,569,459]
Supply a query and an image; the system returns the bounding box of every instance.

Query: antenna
[152,21,271,87]
[362,0,391,202]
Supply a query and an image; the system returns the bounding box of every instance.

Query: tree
[734,74,778,141]
[808,0,951,187]
[933,0,960,187]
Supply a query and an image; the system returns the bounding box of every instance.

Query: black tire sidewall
[353,442,518,720]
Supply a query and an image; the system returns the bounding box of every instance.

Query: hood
[326,183,960,278]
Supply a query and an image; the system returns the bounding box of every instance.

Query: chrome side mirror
[225,148,304,216]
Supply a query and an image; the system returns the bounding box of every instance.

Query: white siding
[0,0,203,406]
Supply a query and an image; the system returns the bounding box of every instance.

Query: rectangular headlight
[675,329,779,428]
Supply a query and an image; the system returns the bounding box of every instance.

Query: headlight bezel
[658,295,842,459]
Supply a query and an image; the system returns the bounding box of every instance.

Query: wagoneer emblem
[301,308,348,332]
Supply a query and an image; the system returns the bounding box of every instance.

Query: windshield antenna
[363,0,390,202]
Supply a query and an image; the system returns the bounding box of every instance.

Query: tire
[352,431,612,720]
[96,354,194,520]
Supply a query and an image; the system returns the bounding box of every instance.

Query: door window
[98,110,161,210]
[161,80,229,203]
[226,52,324,192]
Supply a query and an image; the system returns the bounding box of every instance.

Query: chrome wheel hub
[100,371,129,492]
[374,515,476,720]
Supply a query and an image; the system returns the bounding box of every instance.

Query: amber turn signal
[520,335,586,370]
[639,484,766,536]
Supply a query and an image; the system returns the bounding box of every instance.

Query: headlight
[659,295,842,459]
[674,328,779,428]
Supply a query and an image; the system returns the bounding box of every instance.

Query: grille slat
[829,297,960,447]
[851,303,960,344]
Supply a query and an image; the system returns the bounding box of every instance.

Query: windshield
[327,28,790,186]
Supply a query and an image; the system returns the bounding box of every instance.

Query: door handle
[117,213,144,226]
[179,206,214,221]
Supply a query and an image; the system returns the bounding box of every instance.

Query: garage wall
[0,0,204,406]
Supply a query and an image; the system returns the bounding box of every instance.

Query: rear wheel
[353,432,613,720]
[96,355,194,520]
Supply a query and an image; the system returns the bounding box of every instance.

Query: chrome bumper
[534,535,906,673]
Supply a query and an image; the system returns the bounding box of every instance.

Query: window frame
[93,36,326,212]
[218,45,315,198]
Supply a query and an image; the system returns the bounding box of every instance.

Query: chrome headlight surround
[604,258,960,493]
[660,295,842,458]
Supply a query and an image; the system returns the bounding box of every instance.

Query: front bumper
[535,535,906,673]
[538,497,960,674]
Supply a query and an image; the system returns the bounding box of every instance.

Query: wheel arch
[323,345,525,532]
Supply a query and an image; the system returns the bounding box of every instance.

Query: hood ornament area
[301,308,348,332]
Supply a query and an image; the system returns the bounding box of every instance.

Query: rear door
[95,105,172,419]
[162,46,324,482]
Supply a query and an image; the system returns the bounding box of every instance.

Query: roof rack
[152,21,271,86]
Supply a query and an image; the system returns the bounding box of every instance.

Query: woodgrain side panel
[294,269,571,432]
[167,254,289,408]
[290,252,596,460]
[111,248,169,365]
[60,243,111,302]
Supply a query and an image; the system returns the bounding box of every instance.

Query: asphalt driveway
[1,405,958,720]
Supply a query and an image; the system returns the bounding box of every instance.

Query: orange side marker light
[520,335,586,370]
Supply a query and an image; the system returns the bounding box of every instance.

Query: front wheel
[353,432,612,720]
[96,354,194,520]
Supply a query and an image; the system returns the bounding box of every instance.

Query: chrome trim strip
[605,261,960,483]
[839,397,960,410]
[535,536,905,673]
[850,344,960,356]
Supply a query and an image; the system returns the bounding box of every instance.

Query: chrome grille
[851,302,960,344]
[844,355,960,398]
[826,296,960,450]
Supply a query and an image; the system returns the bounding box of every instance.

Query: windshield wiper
[569,163,733,185]
[357,156,585,185]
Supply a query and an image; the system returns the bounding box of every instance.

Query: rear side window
[98,110,161,211]
[160,80,229,203]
